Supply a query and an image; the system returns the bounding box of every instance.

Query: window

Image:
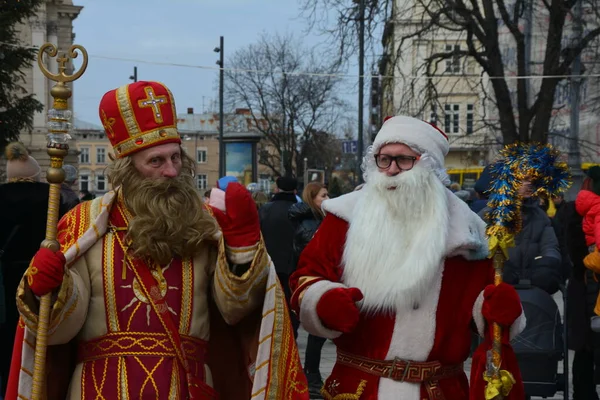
[444,104,460,134]
[80,174,89,192]
[96,175,106,192]
[466,104,474,134]
[197,174,207,190]
[445,44,461,74]
[96,147,106,164]
[196,149,207,163]
[79,147,90,164]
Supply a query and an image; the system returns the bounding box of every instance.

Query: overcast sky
[71,0,335,126]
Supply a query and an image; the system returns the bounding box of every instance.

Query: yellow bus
[448,163,600,190]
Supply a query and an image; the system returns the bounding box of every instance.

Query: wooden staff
[484,233,516,400]
[31,43,88,400]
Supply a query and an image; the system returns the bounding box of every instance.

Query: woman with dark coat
[567,177,600,399]
[288,181,329,399]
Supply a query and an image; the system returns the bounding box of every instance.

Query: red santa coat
[290,190,526,400]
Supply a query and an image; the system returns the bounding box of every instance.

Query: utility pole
[357,0,365,184]
[568,0,583,200]
[129,66,137,82]
[215,37,225,177]
[303,157,308,188]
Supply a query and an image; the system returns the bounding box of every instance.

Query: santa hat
[372,116,449,171]
[98,81,181,158]
[5,142,41,183]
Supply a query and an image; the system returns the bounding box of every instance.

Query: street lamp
[129,66,137,82]
[214,37,225,177]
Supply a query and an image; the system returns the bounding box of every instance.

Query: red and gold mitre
[98,81,181,158]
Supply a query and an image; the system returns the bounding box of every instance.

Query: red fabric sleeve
[289,214,348,309]
[5,322,24,400]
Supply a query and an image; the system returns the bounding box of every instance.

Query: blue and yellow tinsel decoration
[486,142,571,241]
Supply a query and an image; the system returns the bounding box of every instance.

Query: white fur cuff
[299,280,346,340]
[225,242,259,265]
[472,290,526,341]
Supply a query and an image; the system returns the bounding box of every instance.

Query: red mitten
[482,283,522,327]
[209,182,260,248]
[27,248,66,297]
[316,287,363,333]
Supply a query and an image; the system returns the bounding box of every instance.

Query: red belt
[337,350,463,400]
[77,332,207,363]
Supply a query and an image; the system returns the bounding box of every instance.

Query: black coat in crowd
[288,202,322,267]
[480,198,563,294]
[258,192,298,275]
[0,182,68,393]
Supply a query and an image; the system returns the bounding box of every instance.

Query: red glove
[209,182,260,248]
[27,248,66,297]
[482,283,522,327]
[316,287,363,333]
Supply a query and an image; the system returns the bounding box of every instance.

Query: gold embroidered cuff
[16,271,75,334]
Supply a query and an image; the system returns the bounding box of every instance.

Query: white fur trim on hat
[372,116,449,167]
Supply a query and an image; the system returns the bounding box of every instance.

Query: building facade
[13,0,83,177]
[379,0,492,178]
[379,0,600,188]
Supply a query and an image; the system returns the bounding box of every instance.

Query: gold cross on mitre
[138,86,168,124]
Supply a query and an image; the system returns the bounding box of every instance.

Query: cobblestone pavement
[296,291,578,399]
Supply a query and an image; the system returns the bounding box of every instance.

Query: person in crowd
[259,176,300,337]
[576,166,600,331]
[567,176,600,400]
[479,176,563,295]
[290,116,524,399]
[0,142,68,397]
[289,181,329,398]
[252,190,269,210]
[60,164,80,211]
[470,165,492,213]
[79,189,95,201]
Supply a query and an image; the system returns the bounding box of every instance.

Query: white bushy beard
[341,163,450,315]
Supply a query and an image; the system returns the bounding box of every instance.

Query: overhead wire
[1,40,599,81]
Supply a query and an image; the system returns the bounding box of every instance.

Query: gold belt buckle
[387,357,410,382]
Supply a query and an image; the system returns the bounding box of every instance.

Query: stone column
[29,9,47,130]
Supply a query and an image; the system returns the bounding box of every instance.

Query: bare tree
[300,0,600,145]
[225,33,348,177]
[298,129,343,184]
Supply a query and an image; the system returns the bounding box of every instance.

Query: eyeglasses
[374,154,419,171]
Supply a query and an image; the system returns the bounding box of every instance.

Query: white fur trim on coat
[323,189,489,260]
[378,268,444,399]
[472,290,527,341]
[299,280,346,339]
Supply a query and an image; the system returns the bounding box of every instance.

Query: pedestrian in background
[0,142,68,396]
[61,164,80,211]
[259,176,299,336]
[289,181,329,398]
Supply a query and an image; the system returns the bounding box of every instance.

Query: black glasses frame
[374,154,419,171]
